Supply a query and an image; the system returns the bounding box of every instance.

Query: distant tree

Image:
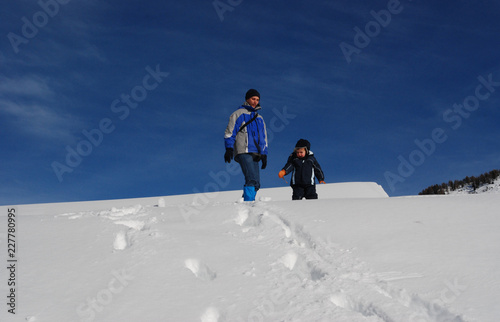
[418,169,500,195]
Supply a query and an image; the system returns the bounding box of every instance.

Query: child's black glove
[261,155,267,169]
[224,148,233,163]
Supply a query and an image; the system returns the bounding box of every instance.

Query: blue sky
[1,0,500,205]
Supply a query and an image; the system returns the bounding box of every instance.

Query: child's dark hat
[295,139,311,151]
[245,89,260,100]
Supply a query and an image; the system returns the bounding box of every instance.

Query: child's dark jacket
[282,151,324,186]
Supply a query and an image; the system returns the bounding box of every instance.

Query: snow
[448,177,500,195]
[1,182,499,322]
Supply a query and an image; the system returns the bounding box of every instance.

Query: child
[278,139,325,200]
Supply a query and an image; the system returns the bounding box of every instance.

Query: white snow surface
[448,177,500,195]
[1,182,499,322]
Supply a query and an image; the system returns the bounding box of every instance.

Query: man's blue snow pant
[235,153,260,201]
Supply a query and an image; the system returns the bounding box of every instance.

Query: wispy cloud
[0,75,83,142]
[0,99,79,141]
[0,75,53,97]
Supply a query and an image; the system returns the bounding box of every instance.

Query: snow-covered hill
[1,182,499,322]
[448,177,500,195]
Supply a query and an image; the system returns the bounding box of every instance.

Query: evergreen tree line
[419,169,500,195]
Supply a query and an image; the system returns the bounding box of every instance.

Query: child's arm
[283,154,295,174]
[278,154,295,178]
[312,157,325,183]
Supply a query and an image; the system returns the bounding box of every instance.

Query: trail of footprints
[106,207,158,251]
[58,202,160,252]
[58,199,467,321]
[219,202,468,322]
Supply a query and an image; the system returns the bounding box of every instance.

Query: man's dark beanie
[245,89,260,100]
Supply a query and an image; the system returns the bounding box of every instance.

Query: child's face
[295,148,306,158]
[246,96,260,108]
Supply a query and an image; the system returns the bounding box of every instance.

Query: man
[224,89,268,201]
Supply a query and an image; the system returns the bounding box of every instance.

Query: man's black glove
[261,154,267,169]
[224,148,234,163]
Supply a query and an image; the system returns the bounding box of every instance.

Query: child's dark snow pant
[292,184,318,200]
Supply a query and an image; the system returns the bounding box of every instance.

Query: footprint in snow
[158,197,166,208]
[330,291,353,310]
[114,220,146,231]
[280,251,299,270]
[185,258,217,281]
[113,231,130,251]
[200,306,221,322]
[235,207,263,229]
[99,205,144,220]
[235,208,249,226]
